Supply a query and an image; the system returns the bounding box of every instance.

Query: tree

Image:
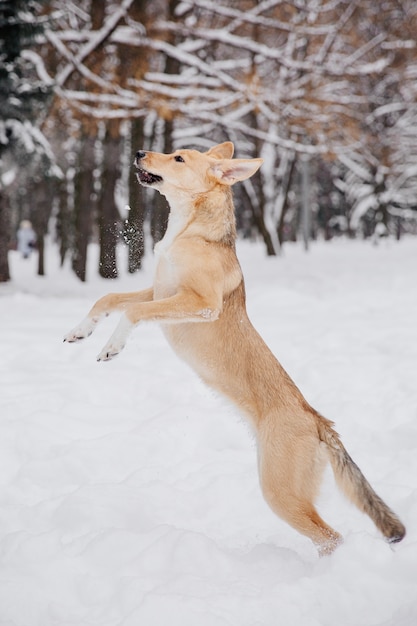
[0,0,54,281]
[71,122,96,281]
[7,0,416,282]
[125,118,146,273]
[42,0,149,279]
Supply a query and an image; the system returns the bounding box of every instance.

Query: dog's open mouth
[136,168,163,186]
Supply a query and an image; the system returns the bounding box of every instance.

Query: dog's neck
[155,185,237,255]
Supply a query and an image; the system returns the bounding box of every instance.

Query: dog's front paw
[96,315,133,362]
[97,341,125,362]
[63,317,97,343]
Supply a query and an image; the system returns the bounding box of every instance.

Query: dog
[64,141,405,555]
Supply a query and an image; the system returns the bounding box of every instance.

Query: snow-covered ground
[1,237,416,626]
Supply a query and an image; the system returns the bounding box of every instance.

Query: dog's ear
[211,158,263,185]
[206,142,235,159]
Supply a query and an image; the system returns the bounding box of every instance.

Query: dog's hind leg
[257,420,342,555]
[63,287,154,343]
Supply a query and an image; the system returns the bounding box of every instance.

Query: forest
[1,0,417,282]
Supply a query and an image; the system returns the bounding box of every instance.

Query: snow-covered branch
[54,0,136,87]
[20,49,54,86]
[176,0,334,35]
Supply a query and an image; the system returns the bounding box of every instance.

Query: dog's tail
[317,416,406,544]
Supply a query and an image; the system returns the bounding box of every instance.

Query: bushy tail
[317,417,406,544]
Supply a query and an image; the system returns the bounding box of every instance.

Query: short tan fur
[64,141,405,555]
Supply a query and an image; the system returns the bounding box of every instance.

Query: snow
[1,237,416,626]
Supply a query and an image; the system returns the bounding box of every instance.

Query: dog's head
[134,142,263,199]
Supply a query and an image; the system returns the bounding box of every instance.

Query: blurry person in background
[17,220,36,259]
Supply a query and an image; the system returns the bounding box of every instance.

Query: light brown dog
[64,141,405,555]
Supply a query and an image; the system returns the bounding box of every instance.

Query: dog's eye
[174,155,185,163]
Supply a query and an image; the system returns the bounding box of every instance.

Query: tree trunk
[241,182,277,256]
[37,233,45,276]
[31,179,54,277]
[56,177,70,267]
[277,154,296,245]
[151,189,170,245]
[301,154,311,251]
[72,135,96,281]
[245,25,278,257]
[127,118,146,272]
[98,125,121,279]
[0,192,11,282]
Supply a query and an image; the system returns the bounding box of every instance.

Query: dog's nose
[136,150,146,161]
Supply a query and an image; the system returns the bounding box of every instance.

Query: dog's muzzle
[135,150,163,186]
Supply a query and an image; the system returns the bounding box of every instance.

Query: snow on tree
[0,0,58,281]
[3,0,417,279]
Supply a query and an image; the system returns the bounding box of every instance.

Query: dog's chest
[153,210,189,298]
[153,253,178,299]
[153,238,182,299]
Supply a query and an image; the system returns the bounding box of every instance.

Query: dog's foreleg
[96,313,134,361]
[64,287,154,344]
[97,291,221,361]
